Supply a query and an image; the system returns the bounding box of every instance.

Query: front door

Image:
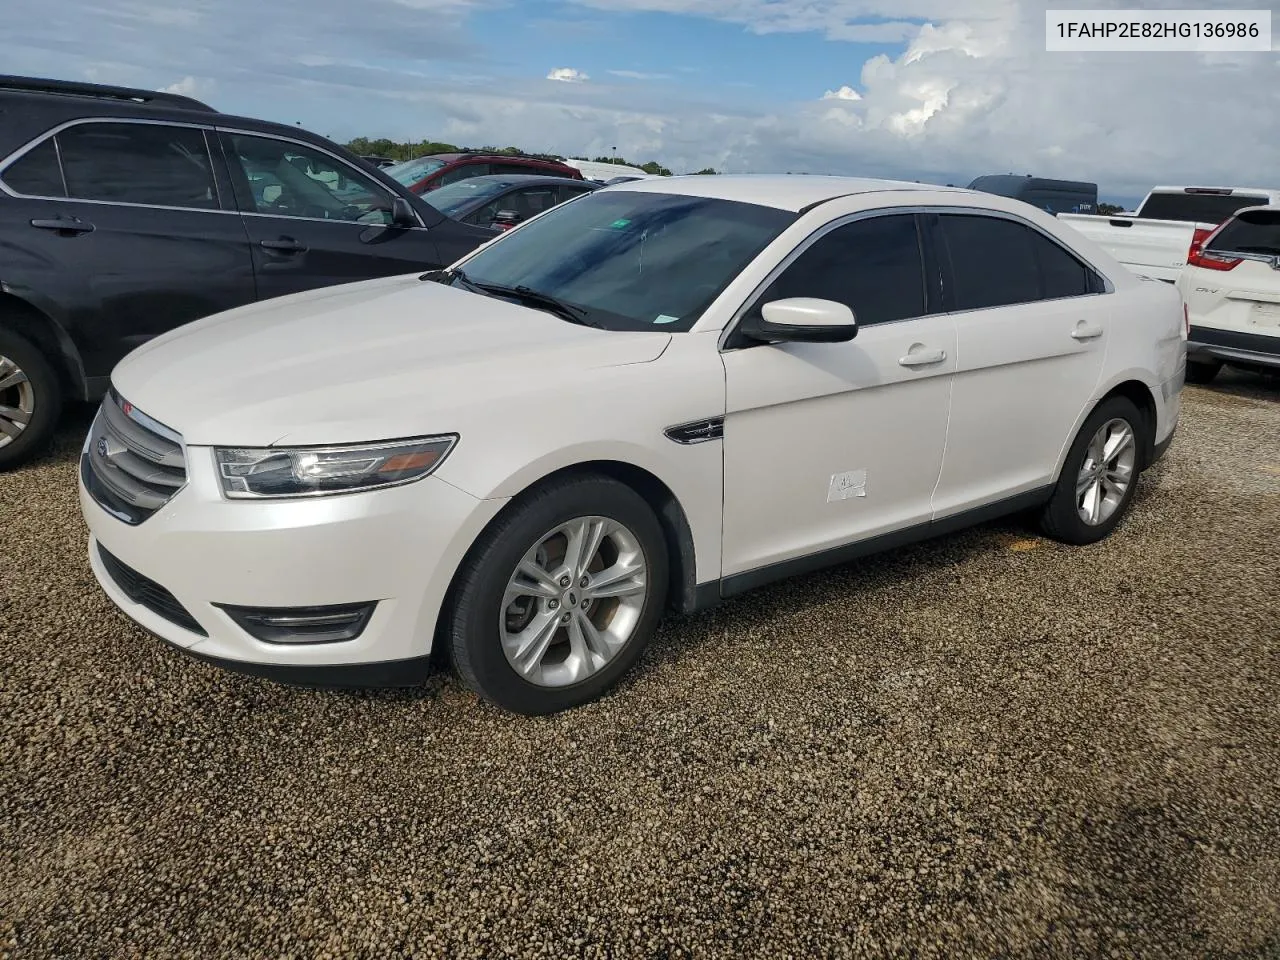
[719,212,957,579]
[0,120,257,383]
[219,131,445,300]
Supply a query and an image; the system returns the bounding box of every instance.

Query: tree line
[343,138,718,176]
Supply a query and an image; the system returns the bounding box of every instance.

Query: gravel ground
[2,373,1279,959]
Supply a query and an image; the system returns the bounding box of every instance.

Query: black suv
[0,75,497,469]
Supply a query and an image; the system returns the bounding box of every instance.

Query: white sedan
[78,175,1187,715]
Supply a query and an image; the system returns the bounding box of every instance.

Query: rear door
[1185,209,1280,345]
[929,211,1110,515]
[0,119,256,383]
[219,130,447,299]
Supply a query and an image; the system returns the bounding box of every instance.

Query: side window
[558,184,592,203]
[756,214,927,326]
[1032,232,1095,299]
[940,214,1100,308]
[226,134,395,224]
[56,122,217,209]
[0,139,66,197]
[438,163,488,186]
[938,215,1041,310]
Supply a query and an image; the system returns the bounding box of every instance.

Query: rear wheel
[1185,358,1222,384]
[0,328,62,472]
[444,474,669,715]
[1039,396,1146,545]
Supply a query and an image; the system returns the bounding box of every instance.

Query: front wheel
[0,328,63,472]
[444,474,669,715]
[1039,396,1147,545]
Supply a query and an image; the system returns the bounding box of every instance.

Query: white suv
[1177,206,1280,383]
[78,176,1186,715]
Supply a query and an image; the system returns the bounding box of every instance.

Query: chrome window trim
[718,202,1115,352]
[0,116,228,213]
[216,125,428,229]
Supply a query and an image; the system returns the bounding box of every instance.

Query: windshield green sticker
[653,314,679,324]
[608,218,631,229]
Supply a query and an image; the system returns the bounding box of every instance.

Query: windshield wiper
[418,266,485,294]
[469,281,603,328]
[419,269,602,327]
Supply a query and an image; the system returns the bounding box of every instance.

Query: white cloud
[821,85,862,101]
[5,0,1280,201]
[160,76,212,97]
[546,67,590,82]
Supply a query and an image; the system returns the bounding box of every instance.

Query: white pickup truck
[1059,186,1280,282]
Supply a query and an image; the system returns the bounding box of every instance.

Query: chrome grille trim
[82,391,187,525]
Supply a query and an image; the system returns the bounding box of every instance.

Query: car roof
[606,174,970,212]
[448,174,596,188]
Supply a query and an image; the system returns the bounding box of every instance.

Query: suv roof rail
[0,74,217,112]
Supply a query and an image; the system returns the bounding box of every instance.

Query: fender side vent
[665,417,724,445]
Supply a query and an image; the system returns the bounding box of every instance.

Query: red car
[383,152,584,194]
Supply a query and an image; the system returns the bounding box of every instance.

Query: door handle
[898,348,947,367]
[30,216,94,235]
[259,237,307,253]
[1071,323,1104,341]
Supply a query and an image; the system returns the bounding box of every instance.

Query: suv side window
[437,162,489,186]
[938,213,1102,309]
[225,134,396,224]
[753,213,928,326]
[0,139,65,197]
[55,122,218,209]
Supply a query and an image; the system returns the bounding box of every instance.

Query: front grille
[97,544,207,636]
[82,390,186,525]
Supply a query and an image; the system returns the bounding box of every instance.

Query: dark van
[968,175,1098,216]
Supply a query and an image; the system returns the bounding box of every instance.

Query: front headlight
[214,435,458,499]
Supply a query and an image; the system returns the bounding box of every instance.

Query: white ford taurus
[78,176,1186,714]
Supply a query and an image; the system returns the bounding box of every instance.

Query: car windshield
[384,156,448,187]
[421,178,513,218]
[449,190,797,332]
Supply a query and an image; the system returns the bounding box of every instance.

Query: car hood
[112,274,672,447]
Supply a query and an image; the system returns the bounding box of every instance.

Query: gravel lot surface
[3,374,1279,959]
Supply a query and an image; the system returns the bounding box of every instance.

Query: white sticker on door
[828,469,867,502]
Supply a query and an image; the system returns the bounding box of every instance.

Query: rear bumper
[1188,325,1280,370]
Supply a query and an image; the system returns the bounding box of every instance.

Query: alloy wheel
[0,354,34,450]
[499,515,649,688]
[1076,417,1137,526]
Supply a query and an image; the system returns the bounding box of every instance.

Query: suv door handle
[30,216,94,235]
[259,237,307,253]
[899,348,947,367]
[1071,323,1104,341]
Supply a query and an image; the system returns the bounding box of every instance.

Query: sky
[3,0,1278,205]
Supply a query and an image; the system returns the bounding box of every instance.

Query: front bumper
[80,444,507,684]
[1188,325,1280,370]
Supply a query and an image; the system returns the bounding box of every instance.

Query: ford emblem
[96,437,109,458]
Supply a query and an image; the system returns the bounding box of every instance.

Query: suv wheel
[0,328,62,471]
[444,474,669,715]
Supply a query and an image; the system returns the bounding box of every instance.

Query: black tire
[443,473,669,715]
[0,328,63,472]
[1039,396,1147,546]
[1185,358,1222,384]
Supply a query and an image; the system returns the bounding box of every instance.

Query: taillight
[1186,221,1240,270]
[1187,247,1242,271]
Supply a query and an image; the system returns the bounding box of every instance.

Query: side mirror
[492,209,522,226]
[390,197,417,227]
[741,298,858,344]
